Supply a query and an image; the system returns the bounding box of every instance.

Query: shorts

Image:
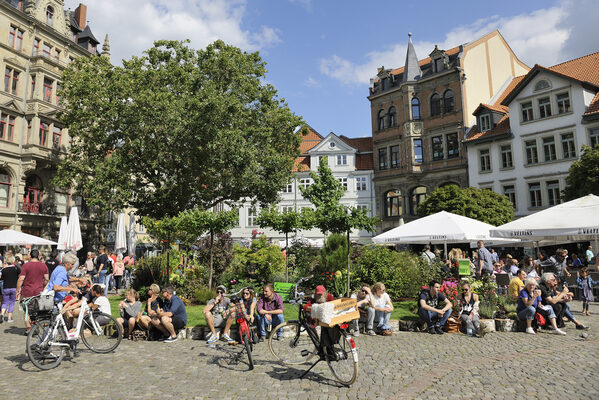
[96,315,112,326]
[212,313,225,328]
[172,316,185,332]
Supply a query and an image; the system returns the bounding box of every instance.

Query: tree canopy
[417,185,514,226]
[56,40,303,218]
[563,145,599,201]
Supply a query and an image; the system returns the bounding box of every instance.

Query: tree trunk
[285,232,289,282]
[208,230,214,289]
[346,230,351,297]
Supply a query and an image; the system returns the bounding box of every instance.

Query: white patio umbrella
[372,211,519,255]
[490,195,599,240]
[127,212,136,256]
[57,216,68,251]
[0,229,57,246]
[65,206,83,252]
[114,212,127,255]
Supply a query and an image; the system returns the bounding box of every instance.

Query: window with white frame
[336,155,347,165]
[500,144,513,169]
[281,206,294,213]
[521,101,533,122]
[556,93,571,114]
[542,136,557,161]
[247,207,258,227]
[561,133,576,159]
[356,176,367,191]
[590,128,599,148]
[546,180,560,206]
[282,182,293,193]
[538,97,552,118]
[479,149,491,172]
[299,178,311,190]
[357,204,369,214]
[337,177,348,189]
[525,140,539,164]
[479,114,491,132]
[528,183,542,208]
[503,185,516,208]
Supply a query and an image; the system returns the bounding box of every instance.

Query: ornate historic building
[369,30,529,233]
[0,1,105,246]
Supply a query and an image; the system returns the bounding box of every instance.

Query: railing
[18,201,57,215]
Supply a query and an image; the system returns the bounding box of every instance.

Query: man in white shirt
[350,284,376,336]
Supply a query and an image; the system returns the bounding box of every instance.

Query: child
[90,284,112,325]
[577,267,599,316]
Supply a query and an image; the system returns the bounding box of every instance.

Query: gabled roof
[79,25,100,45]
[339,135,372,152]
[389,46,461,79]
[299,125,323,153]
[465,115,511,143]
[472,103,509,115]
[583,92,599,119]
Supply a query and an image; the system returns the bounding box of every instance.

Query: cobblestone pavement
[1,301,598,400]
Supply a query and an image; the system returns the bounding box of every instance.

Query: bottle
[467,328,473,337]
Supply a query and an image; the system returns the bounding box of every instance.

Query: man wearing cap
[257,283,285,341]
[203,285,235,344]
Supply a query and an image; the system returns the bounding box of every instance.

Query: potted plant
[478,301,497,333]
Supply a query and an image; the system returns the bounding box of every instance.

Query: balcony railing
[18,201,57,215]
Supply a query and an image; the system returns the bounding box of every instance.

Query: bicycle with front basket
[268,277,359,386]
[26,290,122,370]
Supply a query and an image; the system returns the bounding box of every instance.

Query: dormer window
[46,6,54,26]
[434,58,443,73]
[479,114,491,132]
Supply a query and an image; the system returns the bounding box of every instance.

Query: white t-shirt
[351,293,371,309]
[372,292,391,309]
[93,296,111,315]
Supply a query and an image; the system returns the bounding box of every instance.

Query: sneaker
[526,327,536,335]
[3,316,7,321]
[367,330,376,336]
[576,324,589,330]
[428,326,436,335]
[258,336,264,342]
[221,333,236,344]
[164,336,178,343]
[272,335,281,341]
[351,330,360,337]
[435,326,444,335]
[553,328,566,336]
[206,333,219,344]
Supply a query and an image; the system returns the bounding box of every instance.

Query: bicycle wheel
[325,329,358,386]
[26,319,66,370]
[80,312,123,353]
[268,321,316,365]
[243,331,254,370]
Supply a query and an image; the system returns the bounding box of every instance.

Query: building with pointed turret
[369,30,529,233]
[0,1,105,247]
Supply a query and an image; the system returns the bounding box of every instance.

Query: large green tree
[563,145,599,201]
[417,185,514,226]
[300,157,378,295]
[55,40,303,218]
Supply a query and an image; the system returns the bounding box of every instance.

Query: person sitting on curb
[516,278,565,335]
[257,283,284,341]
[459,282,480,337]
[350,284,376,336]
[203,285,235,344]
[418,280,452,334]
[539,272,587,330]
[117,289,142,339]
[151,285,187,343]
[371,282,394,335]
[138,283,164,334]
[508,269,527,299]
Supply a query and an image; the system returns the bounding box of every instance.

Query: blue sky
[66,0,598,138]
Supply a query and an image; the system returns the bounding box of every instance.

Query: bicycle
[268,277,359,386]
[26,292,123,370]
[223,287,256,370]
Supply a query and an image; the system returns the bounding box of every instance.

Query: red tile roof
[339,135,373,151]
[389,46,461,77]
[494,75,525,105]
[548,51,599,87]
[465,114,511,142]
[300,126,323,153]
[355,154,373,170]
[293,156,310,172]
[584,92,599,117]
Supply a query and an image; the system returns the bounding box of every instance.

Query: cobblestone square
[1,301,597,400]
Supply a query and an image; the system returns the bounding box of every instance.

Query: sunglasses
[243,292,250,295]
[217,290,224,294]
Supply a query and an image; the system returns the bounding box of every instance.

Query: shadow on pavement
[3,326,27,336]
[264,364,341,387]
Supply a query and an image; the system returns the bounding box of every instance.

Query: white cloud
[64,0,281,64]
[304,77,320,88]
[320,3,589,85]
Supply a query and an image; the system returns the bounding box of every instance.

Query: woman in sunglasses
[241,288,257,324]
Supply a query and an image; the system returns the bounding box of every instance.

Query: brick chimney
[74,3,87,29]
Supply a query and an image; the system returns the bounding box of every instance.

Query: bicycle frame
[43,300,102,349]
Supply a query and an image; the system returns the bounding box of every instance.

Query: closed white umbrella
[65,207,83,251]
[57,216,68,251]
[127,212,136,256]
[0,229,57,246]
[115,212,127,255]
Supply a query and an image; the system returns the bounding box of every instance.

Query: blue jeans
[564,304,577,322]
[374,310,392,331]
[257,313,284,337]
[517,305,536,321]
[418,308,452,328]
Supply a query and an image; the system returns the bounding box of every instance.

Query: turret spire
[403,33,422,82]
[102,34,111,60]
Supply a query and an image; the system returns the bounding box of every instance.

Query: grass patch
[108,295,419,326]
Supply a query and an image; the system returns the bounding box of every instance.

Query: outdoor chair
[495,273,510,296]
[565,274,579,300]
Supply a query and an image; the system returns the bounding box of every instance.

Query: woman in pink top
[112,254,125,295]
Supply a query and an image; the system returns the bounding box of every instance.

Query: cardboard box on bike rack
[311,298,359,328]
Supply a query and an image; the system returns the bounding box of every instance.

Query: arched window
[384,189,402,218]
[46,6,54,26]
[377,110,385,131]
[409,186,427,215]
[411,97,420,120]
[534,80,550,91]
[24,175,43,213]
[430,93,441,116]
[388,106,397,127]
[0,170,11,207]
[443,89,455,113]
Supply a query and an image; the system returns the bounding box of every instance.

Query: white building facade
[229,129,376,244]
[465,53,599,217]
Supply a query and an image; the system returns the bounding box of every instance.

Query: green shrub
[478,301,497,319]
[225,236,285,284]
[132,254,169,291]
[194,287,217,304]
[137,286,149,301]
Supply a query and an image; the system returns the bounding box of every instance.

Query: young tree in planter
[141,215,183,277]
[54,40,303,219]
[300,157,378,295]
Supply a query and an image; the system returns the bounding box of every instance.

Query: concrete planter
[494,318,515,332]
[479,319,496,333]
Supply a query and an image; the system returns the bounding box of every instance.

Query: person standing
[95,246,109,295]
[84,252,96,279]
[45,250,59,277]
[112,254,125,295]
[476,240,494,278]
[16,249,49,306]
[0,254,21,323]
[421,244,436,264]
[586,245,594,265]
[490,248,499,264]
[540,248,571,284]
